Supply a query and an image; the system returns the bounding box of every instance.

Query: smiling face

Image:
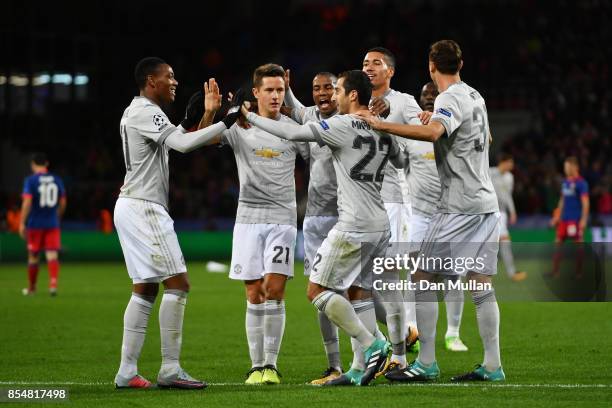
[253,76,285,118]
[312,74,337,115]
[149,64,178,105]
[362,51,394,90]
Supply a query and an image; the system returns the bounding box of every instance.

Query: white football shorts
[303,215,338,276]
[229,223,297,281]
[309,227,390,291]
[114,197,186,283]
[419,212,501,276]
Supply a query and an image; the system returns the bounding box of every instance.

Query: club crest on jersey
[152,114,168,130]
[319,120,330,130]
[435,108,452,118]
[253,147,282,159]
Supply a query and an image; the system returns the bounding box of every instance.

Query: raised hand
[204,78,222,113]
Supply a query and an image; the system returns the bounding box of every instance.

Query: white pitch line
[0,381,610,389]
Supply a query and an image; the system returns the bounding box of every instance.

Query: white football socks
[117,293,154,379]
[246,301,265,368]
[263,300,286,368]
[318,311,341,371]
[415,287,439,366]
[473,289,501,371]
[500,239,517,277]
[159,289,187,375]
[312,291,375,349]
[444,277,464,339]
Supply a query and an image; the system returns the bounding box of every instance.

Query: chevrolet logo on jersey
[422,152,436,160]
[253,148,282,159]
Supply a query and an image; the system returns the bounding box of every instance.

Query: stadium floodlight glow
[52,74,72,85]
[74,74,89,85]
[33,74,51,86]
[9,75,29,86]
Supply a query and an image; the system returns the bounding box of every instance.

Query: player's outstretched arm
[356,110,445,142]
[242,106,316,142]
[167,86,246,152]
[165,122,228,152]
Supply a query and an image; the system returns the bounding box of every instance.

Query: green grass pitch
[0,261,611,407]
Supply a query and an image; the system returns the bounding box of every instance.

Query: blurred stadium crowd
[1,0,611,230]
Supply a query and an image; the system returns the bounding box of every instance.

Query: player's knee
[162,273,190,292]
[306,283,321,302]
[28,252,39,264]
[245,281,265,303]
[134,282,159,297]
[264,284,285,300]
[263,274,287,300]
[347,285,371,301]
[466,271,492,287]
[45,251,58,261]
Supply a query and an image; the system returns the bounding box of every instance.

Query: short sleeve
[578,180,589,196]
[385,95,422,125]
[307,116,350,149]
[133,105,177,145]
[431,92,462,136]
[401,98,422,125]
[56,177,66,197]
[22,178,33,197]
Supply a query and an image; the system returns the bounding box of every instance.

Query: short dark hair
[31,152,48,166]
[134,57,167,89]
[338,70,372,106]
[499,152,513,162]
[429,40,462,74]
[253,63,285,88]
[367,46,396,68]
[314,72,337,82]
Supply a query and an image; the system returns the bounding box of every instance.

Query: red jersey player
[550,156,589,278]
[19,153,67,296]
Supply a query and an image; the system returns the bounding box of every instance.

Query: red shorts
[556,220,583,242]
[26,228,61,253]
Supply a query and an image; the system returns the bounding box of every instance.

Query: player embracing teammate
[358,40,505,382]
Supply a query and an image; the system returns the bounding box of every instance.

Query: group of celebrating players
[110,38,508,389]
[17,38,590,391]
